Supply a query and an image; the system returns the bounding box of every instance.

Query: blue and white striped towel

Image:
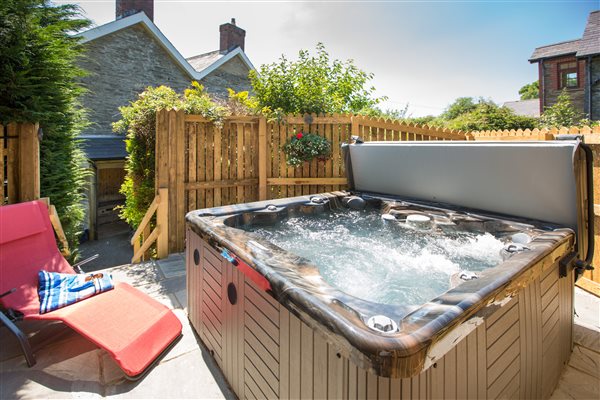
[38,271,114,314]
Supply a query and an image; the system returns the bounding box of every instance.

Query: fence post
[157,187,169,259]
[155,109,169,191]
[258,116,268,200]
[174,110,186,252]
[351,115,359,138]
[18,123,40,202]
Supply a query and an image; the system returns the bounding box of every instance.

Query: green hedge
[0,0,90,260]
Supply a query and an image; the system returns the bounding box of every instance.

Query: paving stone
[174,289,188,311]
[573,322,600,353]
[550,365,600,400]
[569,344,600,379]
[574,287,600,328]
[107,261,164,289]
[160,310,200,363]
[156,254,186,279]
[104,349,233,399]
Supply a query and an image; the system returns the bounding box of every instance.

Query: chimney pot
[220,18,245,53]
[116,0,154,21]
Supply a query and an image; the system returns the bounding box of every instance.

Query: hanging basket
[282,132,331,167]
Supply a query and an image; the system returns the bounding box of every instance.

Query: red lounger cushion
[32,283,182,377]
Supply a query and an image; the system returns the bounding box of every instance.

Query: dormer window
[559,62,578,89]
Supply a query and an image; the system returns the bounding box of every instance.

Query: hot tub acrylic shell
[185,193,576,399]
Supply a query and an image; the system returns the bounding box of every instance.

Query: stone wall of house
[78,25,191,136]
[201,56,252,99]
[590,55,600,121]
[541,56,586,115]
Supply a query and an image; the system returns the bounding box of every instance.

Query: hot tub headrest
[344,141,582,231]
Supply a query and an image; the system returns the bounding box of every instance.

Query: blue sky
[65,0,598,116]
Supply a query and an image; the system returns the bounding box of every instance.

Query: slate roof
[529,39,580,61]
[187,50,225,72]
[502,99,540,118]
[578,10,600,57]
[76,12,254,80]
[530,10,599,61]
[80,136,127,161]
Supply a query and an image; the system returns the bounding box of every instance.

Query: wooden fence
[0,122,40,205]
[155,111,465,252]
[469,125,600,141]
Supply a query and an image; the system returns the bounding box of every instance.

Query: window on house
[559,62,578,89]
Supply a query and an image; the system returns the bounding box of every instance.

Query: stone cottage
[529,10,599,120]
[76,0,254,239]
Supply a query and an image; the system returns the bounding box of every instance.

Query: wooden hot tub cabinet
[186,227,574,400]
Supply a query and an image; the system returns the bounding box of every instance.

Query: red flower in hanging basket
[296,133,304,139]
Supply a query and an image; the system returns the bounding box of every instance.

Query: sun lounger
[0,200,182,379]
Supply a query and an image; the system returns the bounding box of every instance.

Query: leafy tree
[408,115,443,127]
[441,97,478,120]
[0,0,90,258]
[360,104,410,120]
[519,81,539,100]
[539,89,586,128]
[249,43,385,116]
[446,102,537,131]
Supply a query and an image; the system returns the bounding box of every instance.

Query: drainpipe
[539,60,545,114]
[587,56,592,119]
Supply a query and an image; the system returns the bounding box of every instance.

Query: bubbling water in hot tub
[247,209,506,306]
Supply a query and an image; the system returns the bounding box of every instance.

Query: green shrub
[249,43,385,117]
[113,86,181,227]
[446,102,537,131]
[538,89,591,128]
[0,0,90,260]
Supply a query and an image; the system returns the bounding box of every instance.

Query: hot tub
[186,140,593,399]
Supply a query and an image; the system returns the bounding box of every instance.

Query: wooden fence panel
[0,122,40,206]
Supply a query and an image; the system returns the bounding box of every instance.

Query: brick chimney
[220,18,245,53]
[116,0,154,21]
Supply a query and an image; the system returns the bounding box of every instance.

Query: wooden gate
[0,122,40,205]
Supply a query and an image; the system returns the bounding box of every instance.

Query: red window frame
[557,61,579,89]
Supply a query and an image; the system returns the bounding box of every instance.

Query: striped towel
[38,271,114,314]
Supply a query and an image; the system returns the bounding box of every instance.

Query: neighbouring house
[76,0,254,239]
[502,99,541,118]
[529,10,599,120]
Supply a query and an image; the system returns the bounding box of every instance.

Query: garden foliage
[519,81,539,100]
[249,43,385,117]
[538,89,592,128]
[0,0,90,258]
[114,82,230,228]
[408,98,538,131]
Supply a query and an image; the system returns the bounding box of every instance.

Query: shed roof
[502,99,540,118]
[80,136,127,161]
